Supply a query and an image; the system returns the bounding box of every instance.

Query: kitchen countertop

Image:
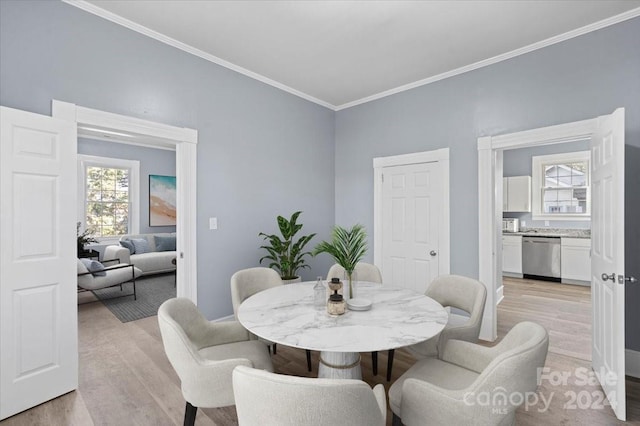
[503,228,591,239]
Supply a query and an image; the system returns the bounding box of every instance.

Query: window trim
[531,150,590,221]
[77,154,140,242]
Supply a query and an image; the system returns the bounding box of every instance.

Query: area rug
[92,273,176,323]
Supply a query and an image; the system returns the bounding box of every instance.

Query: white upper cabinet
[503,176,531,212]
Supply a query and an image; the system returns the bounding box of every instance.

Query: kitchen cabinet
[502,235,522,277]
[503,176,531,212]
[561,237,591,285]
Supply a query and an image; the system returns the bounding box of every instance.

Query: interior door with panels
[590,108,626,421]
[0,106,77,419]
[381,162,440,293]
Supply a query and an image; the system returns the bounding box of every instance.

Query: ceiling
[73,1,640,110]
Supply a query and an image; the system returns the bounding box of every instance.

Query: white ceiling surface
[78,1,640,110]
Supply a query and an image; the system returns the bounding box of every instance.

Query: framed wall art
[149,174,176,226]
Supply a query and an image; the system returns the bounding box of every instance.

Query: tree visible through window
[78,154,139,239]
[85,166,130,237]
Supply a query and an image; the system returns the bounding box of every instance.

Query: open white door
[591,108,625,421]
[0,107,77,419]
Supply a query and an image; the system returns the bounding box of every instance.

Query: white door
[0,107,78,419]
[381,162,441,293]
[590,108,625,421]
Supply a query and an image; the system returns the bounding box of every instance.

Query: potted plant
[313,224,367,299]
[259,211,316,283]
[77,222,98,256]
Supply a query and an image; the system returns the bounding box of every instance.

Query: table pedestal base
[318,351,362,379]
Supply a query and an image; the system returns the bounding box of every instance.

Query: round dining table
[237,281,448,379]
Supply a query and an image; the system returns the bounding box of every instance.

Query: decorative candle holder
[327,278,346,315]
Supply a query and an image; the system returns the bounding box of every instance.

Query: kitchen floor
[500,276,591,361]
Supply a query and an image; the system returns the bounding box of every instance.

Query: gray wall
[1,1,638,351]
[503,140,591,229]
[334,18,640,350]
[78,138,177,235]
[0,1,336,319]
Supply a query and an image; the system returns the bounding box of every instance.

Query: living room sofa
[104,233,177,277]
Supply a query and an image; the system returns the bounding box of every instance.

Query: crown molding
[335,7,640,111]
[63,1,639,113]
[62,0,336,110]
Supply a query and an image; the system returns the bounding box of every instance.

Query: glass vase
[343,269,358,300]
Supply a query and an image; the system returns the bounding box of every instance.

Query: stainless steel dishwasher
[522,236,561,281]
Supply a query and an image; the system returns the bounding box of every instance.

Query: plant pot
[282,276,302,285]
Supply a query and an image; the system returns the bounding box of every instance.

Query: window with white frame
[78,155,140,240]
[531,151,590,220]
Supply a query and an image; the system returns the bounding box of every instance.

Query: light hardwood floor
[2,278,639,425]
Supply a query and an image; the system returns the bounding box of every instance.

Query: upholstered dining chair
[158,298,273,426]
[233,365,387,426]
[386,274,487,382]
[326,262,383,284]
[327,262,391,379]
[408,274,487,356]
[389,321,549,426]
[230,267,313,372]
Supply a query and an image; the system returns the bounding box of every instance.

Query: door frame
[52,100,199,303]
[373,148,450,278]
[477,117,597,341]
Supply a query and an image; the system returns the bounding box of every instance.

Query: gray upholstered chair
[158,298,273,426]
[389,321,549,426]
[326,262,383,283]
[76,258,142,301]
[233,365,387,426]
[230,267,282,349]
[406,274,487,359]
[230,267,283,316]
[327,263,391,379]
[230,267,316,371]
[385,274,487,382]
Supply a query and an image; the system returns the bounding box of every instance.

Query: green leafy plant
[77,222,98,255]
[312,224,368,297]
[259,211,316,280]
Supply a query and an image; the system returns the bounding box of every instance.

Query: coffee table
[237,281,448,379]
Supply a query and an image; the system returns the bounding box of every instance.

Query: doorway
[477,110,628,420]
[52,100,198,303]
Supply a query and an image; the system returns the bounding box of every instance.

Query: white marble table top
[237,281,448,353]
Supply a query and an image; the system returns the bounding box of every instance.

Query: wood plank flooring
[2,277,639,425]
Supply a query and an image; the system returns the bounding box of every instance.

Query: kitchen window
[531,151,590,221]
[77,155,140,240]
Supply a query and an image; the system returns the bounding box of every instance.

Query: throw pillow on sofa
[79,258,107,276]
[120,239,136,254]
[155,235,176,251]
[130,238,151,254]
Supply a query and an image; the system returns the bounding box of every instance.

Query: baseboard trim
[212,314,234,322]
[626,349,640,378]
[561,278,591,287]
[496,285,504,305]
[502,272,523,278]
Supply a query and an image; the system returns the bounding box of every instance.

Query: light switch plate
[209,217,218,230]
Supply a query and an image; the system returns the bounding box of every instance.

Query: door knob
[430,250,437,257]
[618,275,638,284]
[601,272,615,282]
